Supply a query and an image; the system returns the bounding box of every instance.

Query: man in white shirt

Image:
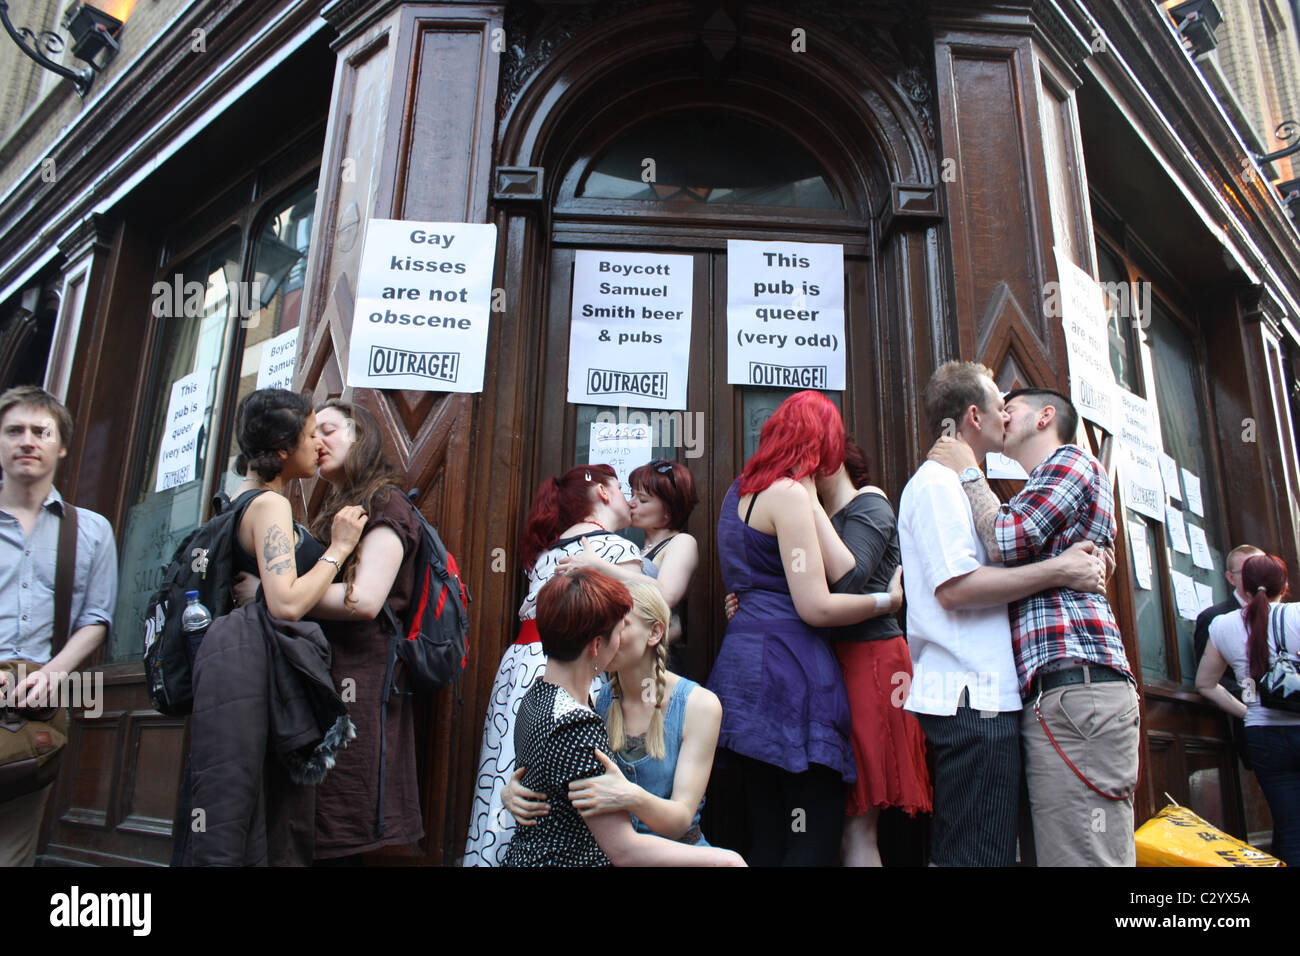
[898,362,1106,866]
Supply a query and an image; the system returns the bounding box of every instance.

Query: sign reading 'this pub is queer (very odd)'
[727,239,845,390]
[568,250,693,410]
[347,219,497,392]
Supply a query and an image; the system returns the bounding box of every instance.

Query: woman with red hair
[504,569,741,866]
[1196,553,1300,865]
[709,390,903,866]
[463,464,653,866]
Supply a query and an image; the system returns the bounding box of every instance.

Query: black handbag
[1258,603,1300,714]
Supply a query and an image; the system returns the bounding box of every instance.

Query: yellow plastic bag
[1135,802,1284,867]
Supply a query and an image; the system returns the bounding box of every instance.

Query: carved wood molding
[0,305,39,387]
[975,280,1056,390]
[878,182,942,239]
[493,165,544,204]
[499,0,935,138]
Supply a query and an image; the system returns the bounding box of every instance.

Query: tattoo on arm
[267,558,292,576]
[963,478,1002,558]
[263,524,292,567]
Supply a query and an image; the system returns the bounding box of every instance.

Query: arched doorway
[486,3,945,854]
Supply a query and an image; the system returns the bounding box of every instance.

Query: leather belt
[1029,663,1126,699]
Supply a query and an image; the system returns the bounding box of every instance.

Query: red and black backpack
[381,489,471,694]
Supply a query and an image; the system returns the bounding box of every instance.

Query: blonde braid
[647,634,669,760]
[607,672,627,755]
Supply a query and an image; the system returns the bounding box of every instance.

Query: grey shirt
[0,486,117,664]
[827,490,904,643]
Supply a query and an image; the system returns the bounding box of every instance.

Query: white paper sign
[1171,569,1200,621]
[1054,249,1117,434]
[155,369,209,492]
[1165,505,1191,554]
[567,251,693,409]
[727,240,845,389]
[1127,519,1153,590]
[1194,582,1216,615]
[1115,389,1165,522]
[1187,522,1215,570]
[255,326,301,392]
[347,219,497,392]
[588,422,653,498]
[1159,453,1181,502]
[986,452,1029,480]
[1182,468,1204,517]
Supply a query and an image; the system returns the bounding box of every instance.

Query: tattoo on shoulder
[263,524,292,564]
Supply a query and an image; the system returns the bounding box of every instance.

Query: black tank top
[231,489,325,578]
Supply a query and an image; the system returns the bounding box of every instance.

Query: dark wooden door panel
[42,674,182,866]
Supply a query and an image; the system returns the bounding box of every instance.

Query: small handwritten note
[589,422,652,498]
[1165,505,1190,554]
[1182,468,1204,517]
[1127,519,1152,590]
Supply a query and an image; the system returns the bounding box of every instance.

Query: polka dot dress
[463,531,642,867]
[504,681,613,867]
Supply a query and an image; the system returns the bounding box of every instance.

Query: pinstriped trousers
[914,690,1021,866]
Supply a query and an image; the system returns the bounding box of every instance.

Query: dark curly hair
[233,388,313,482]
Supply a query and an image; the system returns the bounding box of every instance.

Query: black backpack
[142,489,266,715]
[380,490,471,695]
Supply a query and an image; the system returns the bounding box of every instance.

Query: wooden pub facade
[0,0,1298,864]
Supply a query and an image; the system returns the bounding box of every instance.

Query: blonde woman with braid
[503,581,721,844]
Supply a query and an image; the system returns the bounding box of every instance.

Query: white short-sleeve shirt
[1209,604,1300,728]
[897,460,1022,715]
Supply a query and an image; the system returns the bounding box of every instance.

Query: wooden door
[531,221,879,847]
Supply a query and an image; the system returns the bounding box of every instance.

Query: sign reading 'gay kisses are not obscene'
[726,239,845,390]
[347,219,497,392]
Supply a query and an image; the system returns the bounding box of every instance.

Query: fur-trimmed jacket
[184,603,354,866]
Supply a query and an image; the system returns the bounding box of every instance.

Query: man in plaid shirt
[929,387,1139,866]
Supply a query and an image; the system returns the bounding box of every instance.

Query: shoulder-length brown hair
[309,398,407,607]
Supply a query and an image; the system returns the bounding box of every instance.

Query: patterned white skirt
[462,640,545,867]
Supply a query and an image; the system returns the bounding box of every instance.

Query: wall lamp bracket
[0,1,126,99]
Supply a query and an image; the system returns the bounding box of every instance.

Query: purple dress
[707,479,856,782]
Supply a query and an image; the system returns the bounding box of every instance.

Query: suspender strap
[53,503,78,656]
[1033,689,1136,802]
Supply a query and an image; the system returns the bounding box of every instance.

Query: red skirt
[835,636,933,817]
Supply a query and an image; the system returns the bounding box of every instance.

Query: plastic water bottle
[181,590,213,662]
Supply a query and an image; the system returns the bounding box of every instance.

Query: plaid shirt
[995,443,1133,696]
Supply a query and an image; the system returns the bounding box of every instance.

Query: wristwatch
[959,466,984,485]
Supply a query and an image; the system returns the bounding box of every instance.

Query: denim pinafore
[595,676,708,845]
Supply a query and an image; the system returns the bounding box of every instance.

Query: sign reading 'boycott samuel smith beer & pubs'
[726,239,845,390]
[568,250,693,410]
[347,219,497,392]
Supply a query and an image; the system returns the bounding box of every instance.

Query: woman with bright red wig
[707,390,903,866]
[1197,553,1300,865]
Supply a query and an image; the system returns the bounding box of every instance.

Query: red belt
[514,619,540,645]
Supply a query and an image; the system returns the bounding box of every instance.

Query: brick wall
[1214,0,1300,180]
[0,0,191,201]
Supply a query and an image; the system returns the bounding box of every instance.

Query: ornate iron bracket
[0,1,94,98]
[1254,121,1300,164]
